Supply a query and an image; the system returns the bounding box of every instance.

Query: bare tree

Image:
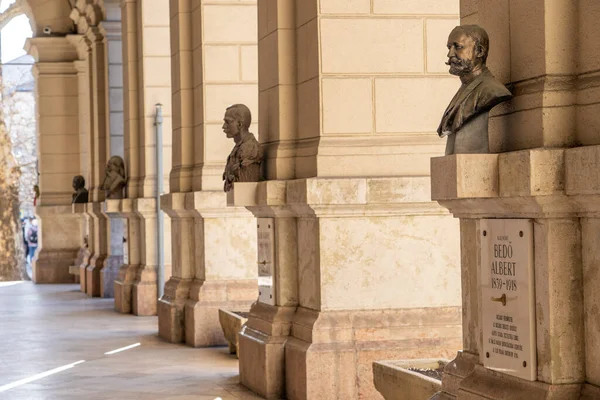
[0,0,33,281]
[0,89,28,281]
[0,0,24,30]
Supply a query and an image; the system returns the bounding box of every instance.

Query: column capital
[99,20,122,40]
[66,34,92,60]
[25,37,80,63]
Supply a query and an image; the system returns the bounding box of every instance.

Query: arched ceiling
[22,0,75,36]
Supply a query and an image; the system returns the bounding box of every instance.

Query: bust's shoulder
[476,72,512,100]
[241,133,260,149]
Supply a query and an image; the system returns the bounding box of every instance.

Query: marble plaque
[257,218,274,305]
[480,219,536,381]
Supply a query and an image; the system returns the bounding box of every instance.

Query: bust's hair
[453,25,489,64]
[108,156,126,178]
[73,175,85,189]
[226,104,252,130]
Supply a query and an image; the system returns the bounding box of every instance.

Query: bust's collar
[460,65,490,85]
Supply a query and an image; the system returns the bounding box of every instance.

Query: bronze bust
[71,175,89,204]
[438,25,512,155]
[100,156,126,199]
[222,104,263,192]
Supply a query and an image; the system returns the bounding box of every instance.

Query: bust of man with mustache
[100,156,126,199]
[438,25,512,155]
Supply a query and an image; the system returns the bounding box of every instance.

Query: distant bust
[222,104,263,192]
[438,25,512,155]
[71,175,89,204]
[100,156,126,199]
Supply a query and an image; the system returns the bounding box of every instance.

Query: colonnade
[27,0,464,398]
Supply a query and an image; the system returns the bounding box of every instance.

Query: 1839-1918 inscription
[480,219,536,381]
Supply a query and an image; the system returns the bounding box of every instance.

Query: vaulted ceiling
[21,0,73,36]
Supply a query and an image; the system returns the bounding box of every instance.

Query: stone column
[25,38,82,284]
[159,0,258,345]
[99,4,126,298]
[232,1,463,398]
[430,1,600,399]
[114,198,140,313]
[101,200,123,298]
[235,1,299,396]
[84,25,112,297]
[70,48,94,291]
[119,0,173,316]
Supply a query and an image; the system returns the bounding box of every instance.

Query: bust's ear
[475,44,485,59]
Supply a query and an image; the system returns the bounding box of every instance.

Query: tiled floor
[0,281,263,400]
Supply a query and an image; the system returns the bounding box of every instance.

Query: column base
[114,264,138,314]
[70,247,87,286]
[100,255,123,298]
[458,365,582,400]
[79,250,92,292]
[285,306,462,400]
[158,277,192,343]
[184,279,257,347]
[132,265,158,316]
[85,254,106,297]
[239,302,296,399]
[32,248,78,283]
[437,351,584,400]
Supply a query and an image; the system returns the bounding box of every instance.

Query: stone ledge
[499,149,564,197]
[566,145,600,195]
[231,177,447,217]
[432,146,600,217]
[431,154,499,200]
[72,203,86,214]
[102,199,122,217]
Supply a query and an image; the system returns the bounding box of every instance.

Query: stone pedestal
[129,198,172,316]
[132,198,159,316]
[239,302,297,398]
[33,205,80,284]
[72,203,90,290]
[286,177,462,400]
[159,193,193,343]
[159,191,258,346]
[26,38,82,284]
[101,200,125,298]
[430,150,599,399]
[233,178,462,400]
[231,181,298,399]
[85,202,108,297]
[113,199,140,314]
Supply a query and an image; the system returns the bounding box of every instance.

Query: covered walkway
[0,282,261,400]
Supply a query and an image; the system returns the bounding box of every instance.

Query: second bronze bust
[100,156,127,199]
[222,104,263,192]
[438,25,512,155]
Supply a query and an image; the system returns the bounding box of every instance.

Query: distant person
[26,218,38,264]
[21,218,29,263]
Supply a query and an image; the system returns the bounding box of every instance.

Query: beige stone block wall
[191,0,258,191]
[137,0,173,197]
[298,215,461,311]
[34,64,82,204]
[294,0,459,178]
[102,20,124,158]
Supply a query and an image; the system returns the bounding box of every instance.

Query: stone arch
[25,0,75,37]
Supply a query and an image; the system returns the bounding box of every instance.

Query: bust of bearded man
[438,25,512,155]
